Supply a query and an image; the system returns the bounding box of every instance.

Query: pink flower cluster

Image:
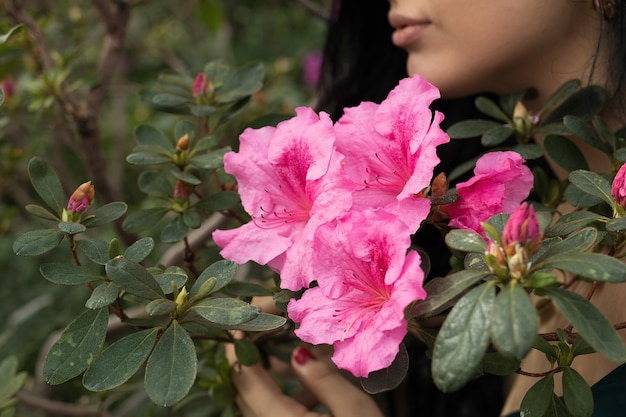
[213,75,533,377]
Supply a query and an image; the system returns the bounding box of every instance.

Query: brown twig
[515,367,560,378]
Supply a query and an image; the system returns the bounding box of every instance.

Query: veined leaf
[28,157,65,215]
[106,258,165,300]
[13,229,64,256]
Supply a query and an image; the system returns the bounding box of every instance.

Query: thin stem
[516,367,560,378]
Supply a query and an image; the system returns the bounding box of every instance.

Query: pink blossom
[612,163,626,208]
[192,73,211,98]
[288,209,426,377]
[442,151,533,235]
[67,181,95,214]
[501,202,541,250]
[334,74,449,231]
[212,107,354,290]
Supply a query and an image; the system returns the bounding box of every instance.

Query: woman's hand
[226,343,385,417]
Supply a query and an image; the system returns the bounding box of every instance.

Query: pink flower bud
[612,163,626,209]
[502,203,541,252]
[192,73,212,98]
[173,179,191,200]
[67,181,95,214]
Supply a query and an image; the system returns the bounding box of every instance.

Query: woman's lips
[388,12,431,48]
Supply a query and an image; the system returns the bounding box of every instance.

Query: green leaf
[189,147,229,169]
[444,229,488,253]
[190,105,217,117]
[568,170,614,206]
[0,355,26,401]
[152,93,189,107]
[544,85,605,125]
[544,135,589,172]
[84,328,158,391]
[446,119,502,139]
[540,288,626,362]
[513,143,545,160]
[564,183,603,208]
[540,79,581,115]
[0,24,23,45]
[481,125,514,147]
[174,119,195,141]
[28,157,65,215]
[40,263,101,285]
[563,116,610,154]
[25,204,60,221]
[534,227,599,264]
[215,62,264,103]
[190,260,238,297]
[85,282,119,309]
[171,169,202,185]
[146,299,177,316]
[475,96,511,122]
[431,283,496,392]
[410,270,489,318]
[234,339,260,366]
[43,308,108,384]
[161,216,189,243]
[545,393,574,417]
[223,281,273,298]
[138,171,172,195]
[361,343,409,394]
[153,266,188,294]
[519,374,555,417]
[126,152,172,165]
[223,313,287,332]
[122,208,168,233]
[183,209,202,229]
[13,229,64,256]
[124,237,154,263]
[145,322,197,406]
[562,367,593,417]
[606,217,626,232]
[58,221,87,234]
[190,298,259,327]
[480,352,520,376]
[540,252,626,283]
[76,239,110,265]
[106,258,165,300]
[82,202,127,228]
[533,336,559,364]
[194,191,240,211]
[545,211,604,238]
[490,282,537,359]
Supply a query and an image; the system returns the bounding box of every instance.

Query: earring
[592,0,619,20]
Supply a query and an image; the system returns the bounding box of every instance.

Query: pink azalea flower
[334,74,449,231]
[212,107,353,290]
[612,162,626,208]
[288,209,426,377]
[442,151,533,235]
[501,202,541,250]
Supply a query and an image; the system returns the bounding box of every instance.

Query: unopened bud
[173,179,191,200]
[512,102,538,143]
[176,134,190,151]
[612,163,626,216]
[192,73,213,98]
[502,203,541,254]
[67,181,95,214]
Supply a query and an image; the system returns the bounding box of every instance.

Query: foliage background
[0,1,328,414]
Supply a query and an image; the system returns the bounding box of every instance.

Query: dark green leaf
[126,152,172,165]
[410,270,489,318]
[614,147,626,163]
[138,171,172,195]
[106,258,165,300]
[215,62,264,103]
[564,183,603,208]
[152,93,188,107]
[189,147,229,169]
[58,222,86,234]
[431,283,496,392]
[545,211,605,237]
[153,266,188,294]
[540,252,626,283]
[563,116,610,153]
[223,281,273,298]
[475,96,510,122]
[0,356,26,402]
[490,282,537,359]
[161,215,189,243]
[540,288,626,362]
[124,237,154,263]
[145,299,177,316]
[190,298,259,326]
[533,335,559,363]
[85,282,119,309]
[447,119,502,139]
[536,122,573,136]
[13,229,64,256]
[135,124,173,149]
[171,169,201,185]
[122,208,168,233]
[444,229,487,253]
[545,394,574,417]
[534,227,599,264]
[234,339,260,366]
[194,192,240,211]
[191,135,219,153]
[544,86,605,125]
[562,367,593,417]
[40,263,101,285]
[223,313,287,332]
[82,202,127,228]
[28,157,65,215]
[182,209,202,229]
[540,79,581,115]
[190,105,217,117]
[77,239,110,265]
[519,374,555,417]
[544,135,589,172]
[512,143,544,160]
[361,343,409,394]
[525,272,559,289]
[480,352,520,376]
[568,170,613,205]
[500,88,532,116]
[139,88,189,114]
[606,217,626,232]
[145,322,197,406]
[84,328,158,391]
[43,308,108,384]
[190,260,238,297]
[571,335,596,356]
[25,204,60,221]
[481,125,514,147]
